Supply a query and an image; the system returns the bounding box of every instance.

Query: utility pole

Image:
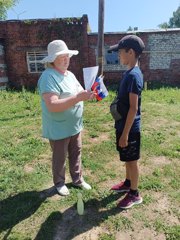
[97,0,104,76]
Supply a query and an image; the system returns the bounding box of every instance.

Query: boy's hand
[119,134,128,148]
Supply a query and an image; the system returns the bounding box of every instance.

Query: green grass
[0,87,180,239]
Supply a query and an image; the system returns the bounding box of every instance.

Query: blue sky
[7,0,180,32]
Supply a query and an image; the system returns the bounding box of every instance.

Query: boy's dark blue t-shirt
[115,66,143,133]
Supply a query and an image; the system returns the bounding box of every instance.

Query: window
[103,48,126,72]
[26,52,47,73]
[105,51,119,65]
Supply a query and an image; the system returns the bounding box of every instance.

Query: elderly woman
[38,40,95,196]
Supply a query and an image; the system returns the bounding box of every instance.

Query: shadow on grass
[35,190,124,240]
[0,185,125,240]
[0,186,57,239]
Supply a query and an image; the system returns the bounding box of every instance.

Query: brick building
[0,15,179,89]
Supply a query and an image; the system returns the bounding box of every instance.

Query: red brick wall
[0,15,89,89]
[0,16,179,89]
[87,30,180,87]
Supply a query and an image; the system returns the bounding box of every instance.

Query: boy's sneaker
[56,185,70,196]
[111,181,130,193]
[73,181,92,190]
[117,192,143,209]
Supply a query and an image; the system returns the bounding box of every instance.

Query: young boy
[108,35,145,209]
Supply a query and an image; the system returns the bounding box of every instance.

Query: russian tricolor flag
[91,76,108,101]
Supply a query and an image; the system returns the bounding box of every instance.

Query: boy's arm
[119,93,138,148]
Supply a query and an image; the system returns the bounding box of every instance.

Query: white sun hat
[42,40,79,63]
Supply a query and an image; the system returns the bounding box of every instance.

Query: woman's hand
[77,90,96,101]
[42,90,96,113]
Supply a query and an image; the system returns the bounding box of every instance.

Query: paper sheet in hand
[83,66,99,90]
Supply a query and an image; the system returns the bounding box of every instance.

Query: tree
[158,22,169,29]
[127,26,133,31]
[127,26,138,31]
[0,0,19,20]
[159,6,180,28]
[169,6,180,28]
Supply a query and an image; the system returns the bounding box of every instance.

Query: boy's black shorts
[116,131,141,162]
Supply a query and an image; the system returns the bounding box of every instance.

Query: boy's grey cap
[108,35,145,54]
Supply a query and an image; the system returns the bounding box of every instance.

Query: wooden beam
[97,0,104,76]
